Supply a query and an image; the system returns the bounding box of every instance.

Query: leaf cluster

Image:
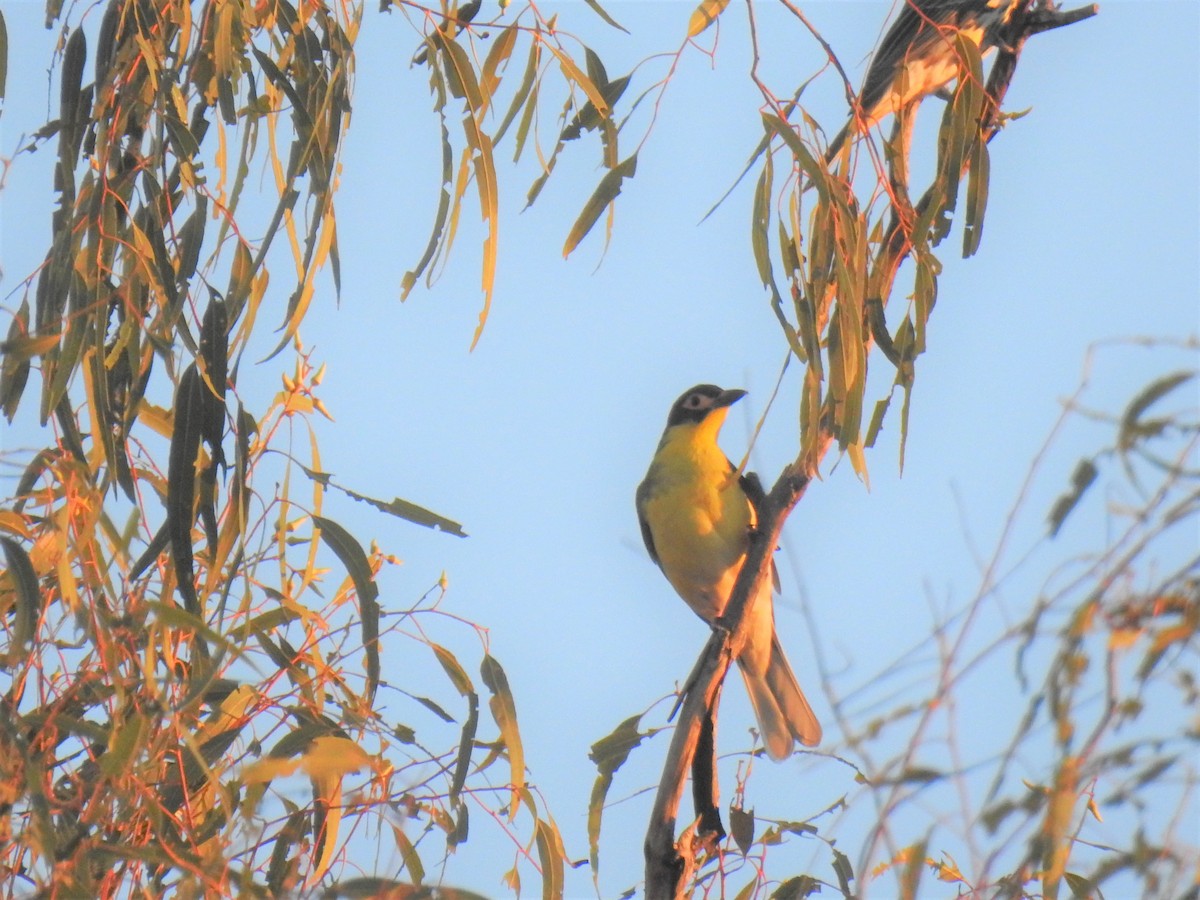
[394,0,633,347]
[0,0,577,893]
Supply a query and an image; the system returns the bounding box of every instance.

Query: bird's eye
[686,394,704,408]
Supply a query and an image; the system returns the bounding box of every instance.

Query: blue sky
[2,0,1198,896]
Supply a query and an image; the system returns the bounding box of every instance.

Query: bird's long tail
[739,635,822,761]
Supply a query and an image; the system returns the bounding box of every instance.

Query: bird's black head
[665,384,747,427]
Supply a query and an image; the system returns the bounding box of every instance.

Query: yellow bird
[636,385,821,760]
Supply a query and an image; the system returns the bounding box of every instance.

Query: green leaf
[467,127,498,351]
[583,46,609,92]
[1047,458,1098,537]
[770,876,821,899]
[59,27,86,164]
[448,801,470,854]
[864,396,890,449]
[897,378,914,474]
[176,197,208,291]
[402,80,453,300]
[392,825,425,884]
[581,0,628,33]
[339,484,467,537]
[831,847,855,896]
[227,606,301,642]
[893,766,943,784]
[0,537,40,660]
[0,10,7,100]
[560,74,629,143]
[167,365,204,614]
[41,274,89,427]
[313,515,381,702]
[1119,371,1195,451]
[587,714,651,880]
[199,294,228,451]
[750,161,781,317]
[267,810,309,894]
[163,111,201,162]
[100,712,148,777]
[729,804,754,855]
[761,111,826,201]
[148,601,249,657]
[312,516,379,607]
[495,36,539,147]
[226,239,255,327]
[252,47,314,133]
[434,28,483,113]
[1064,872,1099,898]
[1,298,32,420]
[545,43,609,120]
[963,135,990,258]
[411,694,455,723]
[563,154,637,258]
[450,695,479,802]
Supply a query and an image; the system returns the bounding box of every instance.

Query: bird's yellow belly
[644,483,750,623]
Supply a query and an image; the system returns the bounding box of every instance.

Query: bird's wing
[738,470,767,508]
[634,478,661,568]
[859,0,964,117]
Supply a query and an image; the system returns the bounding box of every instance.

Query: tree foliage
[0,0,1194,897]
[0,0,590,892]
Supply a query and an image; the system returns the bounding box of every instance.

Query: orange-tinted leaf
[481,654,524,818]
[545,42,608,118]
[687,0,730,38]
[534,817,566,900]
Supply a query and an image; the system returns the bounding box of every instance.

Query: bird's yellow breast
[640,418,754,622]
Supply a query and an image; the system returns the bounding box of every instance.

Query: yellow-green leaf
[432,643,474,698]
[0,332,61,361]
[534,817,566,900]
[0,537,40,660]
[481,654,525,819]
[545,43,608,118]
[563,154,637,257]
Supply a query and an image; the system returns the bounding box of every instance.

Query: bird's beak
[714,388,747,409]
